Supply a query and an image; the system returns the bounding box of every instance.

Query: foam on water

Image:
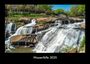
[33,21,85,53]
[5,20,36,51]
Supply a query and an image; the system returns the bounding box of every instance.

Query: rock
[56,14,68,19]
[67,48,77,53]
[36,17,57,22]
[11,35,26,43]
[19,17,30,21]
[37,18,48,22]
[79,50,85,53]
[80,23,85,29]
[69,17,82,21]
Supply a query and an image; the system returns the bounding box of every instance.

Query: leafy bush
[78,36,85,53]
[80,36,85,48]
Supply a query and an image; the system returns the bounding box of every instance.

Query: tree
[25,5,34,13]
[36,5,52,13]
[69,5,85,16]
[77,5,85,16]
[5,5,53,15]
[69,5,78,16]
[54,9,64,14]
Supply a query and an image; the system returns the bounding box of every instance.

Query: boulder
[80,23,85,29]
[37,18,48,22]
[36,17,57,22]
[10,35,27,43]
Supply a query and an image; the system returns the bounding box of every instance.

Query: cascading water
[5,19,36,52]
[5,22,13,34]
[5,18,85,53]
[33,20,85,53]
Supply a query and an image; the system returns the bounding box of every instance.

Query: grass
[79,36,85,53]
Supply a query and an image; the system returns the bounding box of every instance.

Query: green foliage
[54,9,64,14]
[6,5,53,15]
[69,5,85,17]
[5,5,85,17]
[80,36,85,48]
[77,5,85,16]
[78,36,85,53]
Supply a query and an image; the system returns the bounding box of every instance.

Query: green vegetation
[5,5,53,16]
[68,5,85,17]
[5,5,85,53]
[5,5,85,18]
[60,36,85,53]
[5,4,85,30]
[79,36,85,52]
[54,9,65,14]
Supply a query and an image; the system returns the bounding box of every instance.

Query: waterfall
[33,21,85,53]
[5,19,36,51]
[5,22,16,34]
[5,18,85,53]
[5,22,13,34]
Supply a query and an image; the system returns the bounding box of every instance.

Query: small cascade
[5,18,85,53]
[5,20,36,51]
[33,20,85,53]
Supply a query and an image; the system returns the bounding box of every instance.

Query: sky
[52,5,76,11]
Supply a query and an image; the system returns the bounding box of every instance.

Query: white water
[33,21,85,53]
[5,19,85,53]
[12,19,36,36]
[5,22,16,34]
[5,19,36,51]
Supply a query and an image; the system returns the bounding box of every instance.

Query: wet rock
[80,23,85,29]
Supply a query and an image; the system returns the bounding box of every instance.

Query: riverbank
[10,46,33,53]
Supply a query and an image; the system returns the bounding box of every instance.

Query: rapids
[33,20,85,53]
